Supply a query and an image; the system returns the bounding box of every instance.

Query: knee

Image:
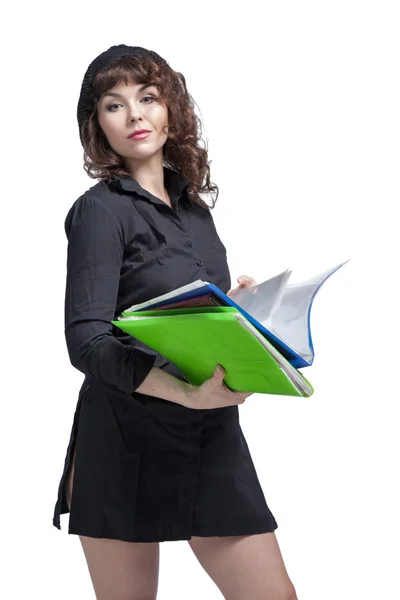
[236,584,298,600]
[119,595,156,600]
[282,585,298,600]
[266,584,297,600]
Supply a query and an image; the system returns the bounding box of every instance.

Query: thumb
[237,275,252,288]
[238,275,254,287]
[214,364,226,378]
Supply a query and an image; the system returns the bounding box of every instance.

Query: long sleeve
[64,193,157,394]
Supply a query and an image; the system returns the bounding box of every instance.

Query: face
[97,78,169,166]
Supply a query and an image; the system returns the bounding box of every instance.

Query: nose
[128,100,143,122]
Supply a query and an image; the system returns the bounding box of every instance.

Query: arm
[64,193,157,395]
[135,367,194,406]
[137,365,253,410]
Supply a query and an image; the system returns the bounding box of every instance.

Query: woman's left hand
[227,275,257,298]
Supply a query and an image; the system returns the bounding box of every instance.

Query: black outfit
[52,166,278,543]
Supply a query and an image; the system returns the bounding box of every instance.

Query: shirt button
[197,260,204,267]
[187,456,198,464]
[190,421,200,430]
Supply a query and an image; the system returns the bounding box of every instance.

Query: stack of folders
[112,260,349,398]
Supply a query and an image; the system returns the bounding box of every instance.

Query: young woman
[53,44,298,600]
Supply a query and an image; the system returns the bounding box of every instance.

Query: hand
[184,365,253,410]
[227,274,257,298]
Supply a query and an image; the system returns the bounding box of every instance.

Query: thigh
[79,536,160,600]
[188,532,297,600]
[66,448,160,600]
[65,446,76,512]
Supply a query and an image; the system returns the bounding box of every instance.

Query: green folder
[112,306,314,397]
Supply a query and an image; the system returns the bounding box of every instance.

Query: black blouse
[64,166,231,397]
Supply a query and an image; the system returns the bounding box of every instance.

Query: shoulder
[64,180,130,238]
[65,180,124,218]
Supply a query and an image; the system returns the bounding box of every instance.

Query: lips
[128,129,151,139]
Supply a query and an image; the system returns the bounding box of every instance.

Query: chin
[127,143,166,159]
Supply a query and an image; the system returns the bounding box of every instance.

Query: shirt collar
[108,166,190,203]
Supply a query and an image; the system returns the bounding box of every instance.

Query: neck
[124,154,170,205]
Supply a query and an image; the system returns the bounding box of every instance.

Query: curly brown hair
[80,54,218,210]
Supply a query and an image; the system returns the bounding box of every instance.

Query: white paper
[265,262,349,361]
[229,269,291,322]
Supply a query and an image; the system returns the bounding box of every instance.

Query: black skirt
[53,375,278,543]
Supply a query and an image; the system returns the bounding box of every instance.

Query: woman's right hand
[184,365,253,410]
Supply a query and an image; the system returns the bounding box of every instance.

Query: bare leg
[188,532,298,600]
[66,448,160,600]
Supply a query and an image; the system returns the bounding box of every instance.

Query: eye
[106,96,156,112]
[141,95,156,103]
[106,103,122,112]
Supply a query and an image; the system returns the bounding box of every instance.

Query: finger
[213,364,226,379]
[227,285,240,297]
[237,275,249,285]
[237,275,256,287]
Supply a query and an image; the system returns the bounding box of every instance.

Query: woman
[53,44,298,600]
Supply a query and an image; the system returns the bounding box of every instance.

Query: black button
[187,456,198,464]
[190,421,200,430]
[197,260,204,267]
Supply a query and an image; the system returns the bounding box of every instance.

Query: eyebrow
[101,83,155,100]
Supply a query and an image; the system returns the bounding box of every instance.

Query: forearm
[135,367,194,407]
[67,330,157,395]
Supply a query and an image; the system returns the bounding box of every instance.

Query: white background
[1,1,399,598]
